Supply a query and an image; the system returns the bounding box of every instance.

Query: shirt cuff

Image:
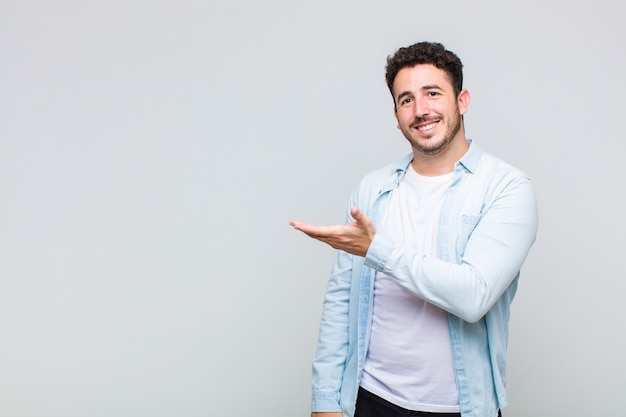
[311,390,341,412]
[364,233,395,272]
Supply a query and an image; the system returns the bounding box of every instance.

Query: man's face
[393,64,469,156]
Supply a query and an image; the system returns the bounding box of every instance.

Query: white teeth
[418,122,438,131]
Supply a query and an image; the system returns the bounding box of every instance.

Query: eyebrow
[396,91,412,103]
[396,84,445,102]
[423,84,443,90]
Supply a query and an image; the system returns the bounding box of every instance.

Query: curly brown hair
[385,42,464,102]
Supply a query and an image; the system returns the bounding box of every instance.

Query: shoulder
[461,142,536,210]
[480,151,530,179]
[467,142,532,184]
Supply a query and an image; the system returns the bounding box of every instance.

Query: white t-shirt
[360,165,459,413]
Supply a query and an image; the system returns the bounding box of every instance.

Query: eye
[400,97,413,106]
[427,91,439,97]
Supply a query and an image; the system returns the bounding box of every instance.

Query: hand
[311,413,342,417]
[290,207,376,257]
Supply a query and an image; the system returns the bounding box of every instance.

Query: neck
[410,135,469,176]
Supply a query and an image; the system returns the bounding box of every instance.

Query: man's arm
[365,176,538,322]
[291,178,538,323]
[309,248,352,412]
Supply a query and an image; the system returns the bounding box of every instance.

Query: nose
[414,96,430,117]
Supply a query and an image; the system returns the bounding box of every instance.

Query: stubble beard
[404,111,462,156]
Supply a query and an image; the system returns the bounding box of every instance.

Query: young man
[290,42,538,417]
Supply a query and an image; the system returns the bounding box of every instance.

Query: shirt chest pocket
[456,214,481,257]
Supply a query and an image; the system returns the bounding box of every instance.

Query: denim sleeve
[364,175,538,323]
[310,249,351,412]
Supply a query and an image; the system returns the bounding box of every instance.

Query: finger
[290,220,322,229]
[290,220,316,233]
[291,221,334,237]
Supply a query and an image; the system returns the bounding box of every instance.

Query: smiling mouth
[416,121,439,131]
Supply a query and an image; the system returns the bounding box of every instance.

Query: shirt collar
[457,139,481,174]
[393,139,482,177]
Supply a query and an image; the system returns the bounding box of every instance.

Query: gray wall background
[1,1,624,416]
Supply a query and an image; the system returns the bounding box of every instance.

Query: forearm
[365,238,508,322]
[364,178,538,322]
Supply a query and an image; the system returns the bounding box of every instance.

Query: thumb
[350,206,368,224]
[350,206,376,237]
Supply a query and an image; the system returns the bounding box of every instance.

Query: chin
[415,138,450,155]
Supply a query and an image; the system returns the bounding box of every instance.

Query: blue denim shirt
[311,141,538,417]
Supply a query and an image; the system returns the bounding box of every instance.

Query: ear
[393,106,400,130]
[457,89,470,115]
